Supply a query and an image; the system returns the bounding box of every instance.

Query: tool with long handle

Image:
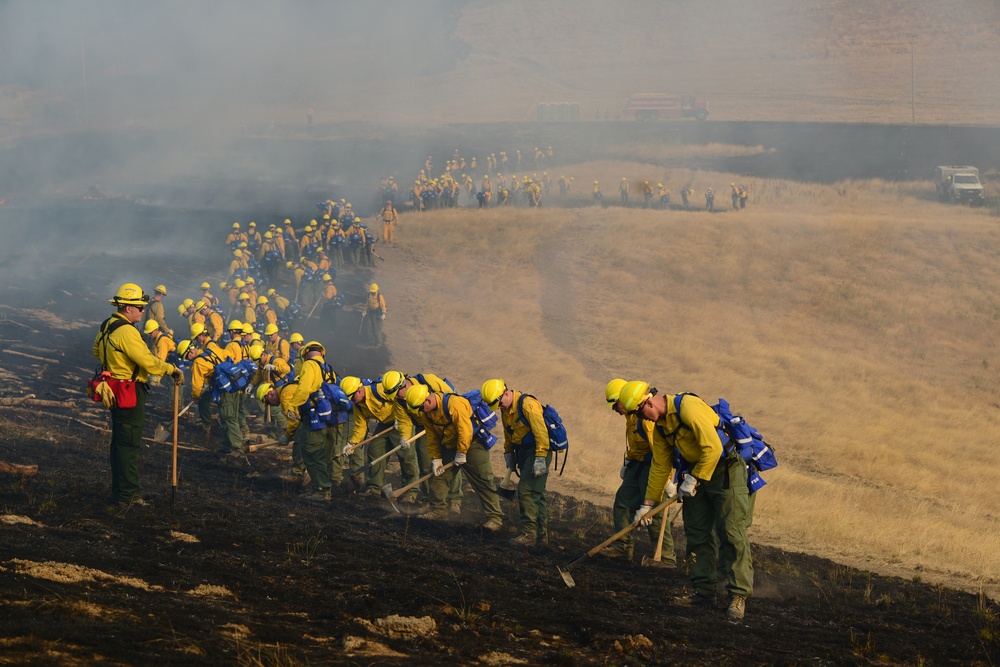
[358,309,367,337]
[349,430,426,479]
[305,296,322,322]
[154,400,195,442]
[170,383,179,509]
[333,425,395,460]
[641,502,680,568]
[557,497,677,588]
[382,461,455,513]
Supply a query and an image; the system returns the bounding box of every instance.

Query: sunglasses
[132,304,145,313]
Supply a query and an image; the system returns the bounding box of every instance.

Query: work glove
[633,503,654,527]
[342,443,357,458]
[504,452,517,472]
[277,434,289,446]
[665,480,678,500]
[453,452,467,466]
[399,436,410,451]
[286,409,298,422]
[244,385,254,394]
[379,313,386,321]
[619,464,628,480]
[170,368,185,386]
[678,473,698,499]
[263,364,277,372]
[432,458,445,476]
[532,456,547,478]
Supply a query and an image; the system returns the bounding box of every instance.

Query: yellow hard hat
[234,279,246,288]
[249,221,256,227]
[248,343,264,361]
[256,296,268,305]
[219,281,227,290]
[267,289,276,296]
[264,323,279,336]
[232,222,240,229]
[177,304,185,315]
[339,376,362,397]
[285,261,294,269]
[284,218,291,225]
[289,332,304,344]
[246,277,255,284]
[233,249,242,258]
[239,293,250,301]
[323,214,330,220]
[618,381,652,413]
[381,371,405,396]
[369,283,379,293]
[190,323,206,338]
[346,202,352,208]
[227,320,243,331]
[182,298,194,308]
[322,274,332,281]
[195,300,207,311]
[201,282,211,290]
[251,333,261,341]
[354,217,361,223]
[238,241,247,248]
[405,383,429,412]
[154,284,167,295]
[143,320,160,335]
[255,382,273,402]
[264,231,273,239]
[302,340,326,357]
[109,283,149,307]
[657,183,663,188]
[480,378,506,408]
[177,339,193,357]
[241,323,254,335]
[604,378,628,408]
[310,219,317,225]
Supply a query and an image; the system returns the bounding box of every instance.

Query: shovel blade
[153,423,170,442]
[381,483,401,513]
[640,555,675,569]
[497,486,516,501]
[557,566,576,588]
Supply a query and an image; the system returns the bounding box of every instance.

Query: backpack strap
[98,316,142,381]
[440,393,452,423]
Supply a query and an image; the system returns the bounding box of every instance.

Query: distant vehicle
[623,94,708,121]
[935,166,985,205]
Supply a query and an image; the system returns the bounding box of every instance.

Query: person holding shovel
[94,283,184,506]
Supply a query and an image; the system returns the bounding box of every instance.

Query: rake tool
[382,461,455,513]
[557,497,676,588]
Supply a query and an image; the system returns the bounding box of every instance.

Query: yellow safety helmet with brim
[264,323,279,336]
[605,378,628,409]
[177,339,193,357]
[339,376,362,397]
[257,296,268,305]
[154,284,167,295]
[195,300,207,311]
[227,319,243,332]
[381,371,405,397]
[369,283,379,293]
[255,382,273,403]
[618,380,652,413]
[289,332,304,344]
[201,281,211,290]
[480,378,506,408]
[302,340,325,357]
[405,383,429,412]
[190,322,206,338]
[248,343,264,361]
[142,320,160,335]
[183,298,194,308]
[109,283,150,307]
[241,323,254,335]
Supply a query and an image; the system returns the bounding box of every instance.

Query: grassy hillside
[377,170,1000,597]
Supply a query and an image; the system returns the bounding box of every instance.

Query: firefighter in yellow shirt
[94,284,183,505]
[405,385,502,529]
[225,222,246,247]
[619,381,752,619]
[341,376,419,497]
[619,177,630,204]
[143,285,172,337]
[185,326,226,435]
[256,381,302,480]
[263,323,290,363]
[285,341,339,501]
[363,283,387,347]
[141,319,176,386]
[379,199,398,243]
[482,379,551,547]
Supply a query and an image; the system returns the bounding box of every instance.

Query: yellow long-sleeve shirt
[348,384,411,445]
[145,299,172,336]
[251,355,291,386]
[288,356,335,412]
[499,390,549,458]
[93,313,175,383]
[190,349,221,399]
[206,311,224,340]
[265,337,290,362]
[625,412,654,462]
[412,392,472,459]
[151,333,176,363]
[645,393,723,502]
[278,383,300,438]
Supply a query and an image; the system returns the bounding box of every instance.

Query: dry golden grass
[378,167,1000,597]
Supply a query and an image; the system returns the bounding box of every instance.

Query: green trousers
[218,392,244,453]
[682,454,753,598]
[109,384,147,503]
[416,436,462,503]
[365,422,419,494]
[364,313,383,346]
[430,442,501,522]
[514,445,551,539]
[612,459,673,563]
[331,421,362,483]
[297,421,336,492]
[197,391,214,429]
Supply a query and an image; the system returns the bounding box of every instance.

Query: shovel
[641,502,680,568]
[496,469,517,501]
[557,497,676,588]
[154,400,194,441]
[382,461,455,513]
[170,383,180,509]
[348,430,426,482]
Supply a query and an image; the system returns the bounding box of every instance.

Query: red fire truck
[623,94,709,121]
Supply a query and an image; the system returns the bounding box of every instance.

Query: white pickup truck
[935,166,985,205]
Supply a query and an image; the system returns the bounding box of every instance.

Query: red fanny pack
[87,370,112,402]
[106,377,138,409]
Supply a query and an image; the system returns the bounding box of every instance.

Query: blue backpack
[285,302,303,321]
[348,232,363,247]
[210,358,258,403]
[441,390,499,450]
[515,393,569,474]
[668,393,777,494]
[305,360,351,430]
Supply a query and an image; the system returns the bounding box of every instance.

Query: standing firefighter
[286,341,339,502]
[379,199,398,243]
[93,283,184,506]
[482,379,551,548]
[363,283,387,347]
[620,381,752,620]
[143,284,173,337]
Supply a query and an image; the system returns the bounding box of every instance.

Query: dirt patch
[5,559,163,592]
[167,530,199,544]
[357,614,437,640]
[0,514,42,526]
[342,635,408,658]
[187,584,232,598]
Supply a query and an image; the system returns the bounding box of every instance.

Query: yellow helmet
[227,320,243,331]
[142,320,160,335]
[249,221,256,228]
[405,383,429,412]
[255,382,273,402]
[233,249,242,258]
[339,376,362,397]
[618,380,652,413]
[604,378,628,408]
[234,279,246,288]
[657,183,663,188]
[285,261,294,269]
[251,333,261,342]
[248,343,264,361]
[182,298,194,308]
[289,332,304,344]
[109,283,149,307]
[241,323,254,335]
[201,281,211,290]
[239,293,250,301]
[323,214,330,220]
[176,304,185,315]
[190,322,206,338]
[177,339,193,357]
[264,323,279,336]
[302,340,326,357]
[284,218,291,225]
[195,300,207,311]
[322,274,332,281]
[264,231,273,239]
[256,296,268,305]
[245,277,255,284]
[267,289,276,296]
[232,222,240,229]
[238,241,248,248]
[154,284,167,295]
[381,371,405,396]
[369,283,379,293]
[480,378,507,408]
